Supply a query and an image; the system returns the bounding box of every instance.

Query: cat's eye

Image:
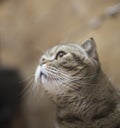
[55,51,66,59]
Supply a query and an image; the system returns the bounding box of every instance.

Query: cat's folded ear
[81,38,99,61]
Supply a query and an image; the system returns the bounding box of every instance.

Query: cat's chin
[35,65,41,83]
[40,74,47,85]
[35,65,46,82]
[41,78,65,96]
[35,65,67,96]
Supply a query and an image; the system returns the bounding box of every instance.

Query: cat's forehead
[43,43,86,57]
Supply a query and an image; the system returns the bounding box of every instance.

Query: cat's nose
[40,57,50,65]
[40,58,46,65]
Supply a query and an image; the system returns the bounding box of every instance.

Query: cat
[35,38,120,128]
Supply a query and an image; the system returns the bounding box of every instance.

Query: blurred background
[0,0,120,128]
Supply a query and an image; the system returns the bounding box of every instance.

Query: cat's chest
[56,108,86,128]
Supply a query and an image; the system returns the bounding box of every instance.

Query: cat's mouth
[35,65,47,84]
[40,71,47,79]
[35,65,57,85]
[35,65,70,92]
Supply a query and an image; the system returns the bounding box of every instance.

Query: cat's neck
[56,69,118,122]
[56,69,115,105]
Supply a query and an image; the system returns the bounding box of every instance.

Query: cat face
[35,38,100,94]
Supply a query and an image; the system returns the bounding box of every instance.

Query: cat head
[35,38,100,95]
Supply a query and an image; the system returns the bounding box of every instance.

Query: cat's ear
[82,38,99,61]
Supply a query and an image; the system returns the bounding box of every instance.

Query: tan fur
[35,38,120,128]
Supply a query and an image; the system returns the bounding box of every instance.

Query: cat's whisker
[40,66,99,92]
[47,67,70,78]
[26,83,36,96]
[30,80,43,99]
[46,66,97,81]
[54,79,61,92]
[43,69,69,91]
[19,73,36,95]
[59,70,97,80]
[47,71,62,91]
[32,83,40,99]
[23,78,33,91]
[47,68,70,80]
[52,75,72,91]
[19,74,35,84]
[70,81,97,86]
[22,79,34,97]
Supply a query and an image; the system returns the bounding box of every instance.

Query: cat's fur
[35,38,120,128]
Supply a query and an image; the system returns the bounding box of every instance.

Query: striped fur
[35,38,120,128]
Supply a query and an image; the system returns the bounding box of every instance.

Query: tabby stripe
[71,53,85,65]
[72,64,89,77]
[61,65,78,71]
[57,114,84,123]
[92,102,116,121]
